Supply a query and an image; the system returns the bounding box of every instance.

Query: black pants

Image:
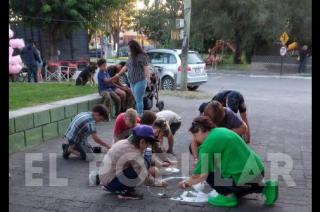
[105,166,139,192]
[68,140,93,161]
[105,154,150,192]
[27,65,38,82]
[170,122,181,135]
[206,171,264,198]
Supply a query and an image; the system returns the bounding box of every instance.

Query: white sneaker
[89,170,98,186]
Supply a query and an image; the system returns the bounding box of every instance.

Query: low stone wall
[251,56,312,74]
[9,94,114,153]
[251,62,312,74]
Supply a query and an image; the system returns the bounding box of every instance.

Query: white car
[146,49,208,90]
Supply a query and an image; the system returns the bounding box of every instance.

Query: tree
[191,0,285,63]
[135,0,183,47]
[10,0,119,59]
[106,0,136,50]
[190,0,311,63]
[282,0,312,46]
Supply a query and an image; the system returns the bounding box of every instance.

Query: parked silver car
[146,49,208,90]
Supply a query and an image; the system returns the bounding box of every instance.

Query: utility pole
[180,0,191,91]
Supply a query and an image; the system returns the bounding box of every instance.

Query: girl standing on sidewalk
[115,40,151,116]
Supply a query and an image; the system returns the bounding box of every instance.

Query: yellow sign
[280,32,289,45]
[171,29,183,40]
[288,42,298,51]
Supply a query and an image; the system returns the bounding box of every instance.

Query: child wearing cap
[140,111,176,167]
[99,125,167,200]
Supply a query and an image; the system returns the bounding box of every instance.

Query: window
[168,54,177,64]
[179,52,204,64]
[147,52,177,64]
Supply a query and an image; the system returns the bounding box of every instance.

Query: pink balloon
[9,28,14,39]
[9,47,13,57]
[9,64,22,74]
[9,55,22,65]
[9,39,25,49]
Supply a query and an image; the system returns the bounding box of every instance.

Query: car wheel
[187,85,199,91]
[161,76,175,90]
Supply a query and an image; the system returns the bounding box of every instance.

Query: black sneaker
[95,174,100,185]
[62,144,70,159]
[117,189,144,200]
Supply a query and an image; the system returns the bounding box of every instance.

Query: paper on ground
[170,182,218,203]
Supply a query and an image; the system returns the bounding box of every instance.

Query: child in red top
[114,108,141,142]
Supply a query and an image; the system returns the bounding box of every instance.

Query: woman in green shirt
[178,116,278,207]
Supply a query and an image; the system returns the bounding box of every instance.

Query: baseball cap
[132,125,158,143]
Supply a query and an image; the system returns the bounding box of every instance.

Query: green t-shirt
[193,128,264,185]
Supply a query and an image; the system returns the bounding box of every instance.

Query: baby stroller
[143,66,164,111]
[119,65,164,111]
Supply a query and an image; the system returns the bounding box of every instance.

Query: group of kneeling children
[61,90,278,207]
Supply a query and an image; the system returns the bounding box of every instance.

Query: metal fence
[10,22,90,61]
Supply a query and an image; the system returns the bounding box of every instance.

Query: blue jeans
[130,79,147,116]
[105,155,150,192]
[105,166,138,192]
[298,59,307,73]
[27,65,38,82]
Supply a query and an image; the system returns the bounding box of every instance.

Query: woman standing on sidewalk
[35,43,43,82]
[115,40,151,116]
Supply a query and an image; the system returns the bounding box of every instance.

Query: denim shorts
[37,61,43,69]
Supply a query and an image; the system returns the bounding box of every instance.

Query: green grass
[216,63,251,71]
[9,82,98,110]
[159,90,212,99]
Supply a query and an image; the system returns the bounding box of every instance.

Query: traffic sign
[280,46,287,56]
[280,32,289,45]
[171,29,184,40]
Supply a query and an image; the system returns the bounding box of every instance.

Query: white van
[146,49,208,90]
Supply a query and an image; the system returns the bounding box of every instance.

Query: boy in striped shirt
[62,105,111,161]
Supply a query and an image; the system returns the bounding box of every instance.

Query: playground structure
[205,40,236,69]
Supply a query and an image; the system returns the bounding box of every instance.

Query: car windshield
[179,52,204,64]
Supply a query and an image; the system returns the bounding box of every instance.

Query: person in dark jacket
[20,40,41,83]
[298,45,309,73]
[198,90,250,143]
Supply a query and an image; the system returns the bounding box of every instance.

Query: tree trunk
[245,49,253,64]
[88,31,93,45]
[47,29,59,60]
[233,29,242,64]
[115,29,120,56]
[115,10,120,57]
[112,32,117,50]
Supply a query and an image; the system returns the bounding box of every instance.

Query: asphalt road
[9,73,311,212]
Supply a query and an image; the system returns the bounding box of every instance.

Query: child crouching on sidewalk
[98,125,167,200]
[62,105,111,161]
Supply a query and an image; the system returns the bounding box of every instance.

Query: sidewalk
[206,69,312,78]
[9,80,311,211]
